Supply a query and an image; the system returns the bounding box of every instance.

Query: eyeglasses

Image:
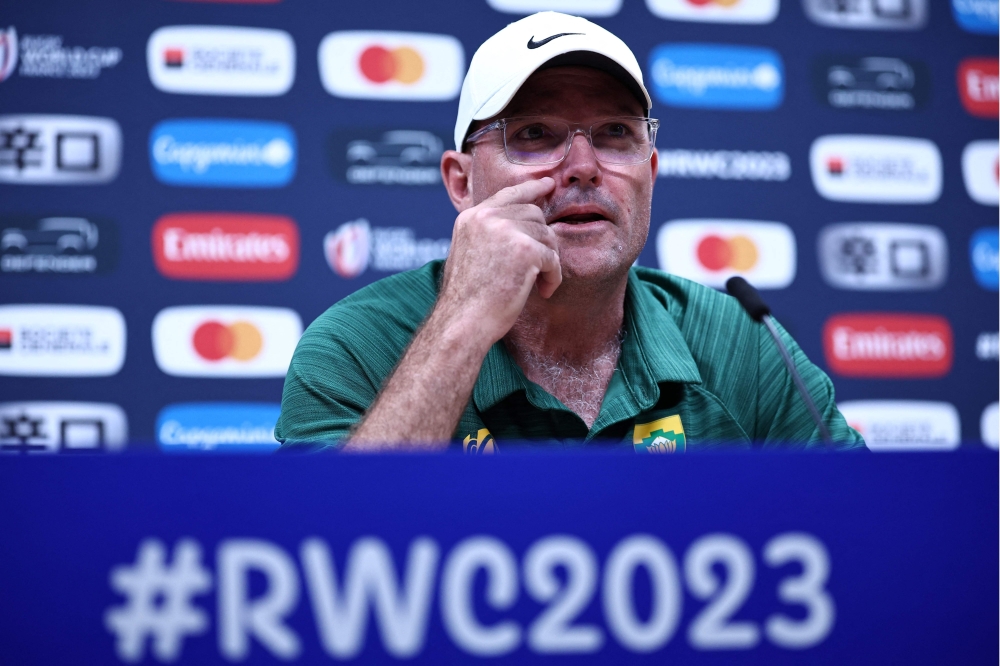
[465,116,659,166]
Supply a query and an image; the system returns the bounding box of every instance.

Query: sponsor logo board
[319,31,464,101]
[961,140,999,206]
[152,213,298,281]
[957,58,998,118]
[0,26,121,82]
[656,148,790,181]
[147,26,294,96]
[809,135,941,204]
[646,0,780,23]
[152,306,301,377]
[331,129,445,186]
[817,223,947,291]
[0,401,127,454]
[970,227,999,290]
[149,119,296,188]
[981,402,999,449]
[486,0,622,15]
[0,115,121,185]
[812,55,928,111]
[656,219,796,289]
[839,400,960,451]
[156,403,281,453]
[1,216,118,275]
[324,219,450,278]
[823,313,952,378]
[803,0,927,29]
[951,0,999,34]
[976,332,998,360]
[649,44,783,110]
[0,305,126,376]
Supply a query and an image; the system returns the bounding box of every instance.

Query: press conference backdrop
[0,0,997,453]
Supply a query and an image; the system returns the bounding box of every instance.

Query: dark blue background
[0,0,997,445]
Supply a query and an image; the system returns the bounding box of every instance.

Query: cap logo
[526,33,583,49]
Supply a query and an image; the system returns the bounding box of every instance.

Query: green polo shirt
[275,260,864,452]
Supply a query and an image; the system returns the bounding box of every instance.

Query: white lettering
[157,420,277,449]
[161,227,290,264]
[653,60,780,95]
[440,536,521,656]
[832,326,946,361]
[300,537,439,659]
[658,150,790,181]
[218,540,301,661]
[153,136,292,173]
[18,34,122,79]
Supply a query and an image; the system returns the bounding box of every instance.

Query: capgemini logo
[649,44,784,110]
[0,27,18,82]
[149,119,297,188]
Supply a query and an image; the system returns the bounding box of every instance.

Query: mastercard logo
[647,0,778,23]
[358,45,424,84]
[152,306,302,377]
[319,31,464,101]
[696,234,759,271]
[657,219,796,289]
[192,320,262,362]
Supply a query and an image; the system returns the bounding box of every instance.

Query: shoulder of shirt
[630,265,749,332]
[301,261,442,344]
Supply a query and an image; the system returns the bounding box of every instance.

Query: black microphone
[725,277,832,444]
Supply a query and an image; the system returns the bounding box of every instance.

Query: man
[276,12,863,452]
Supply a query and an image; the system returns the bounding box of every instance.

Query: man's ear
[441,149,475,212]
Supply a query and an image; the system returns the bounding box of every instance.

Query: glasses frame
[465,115,660,166]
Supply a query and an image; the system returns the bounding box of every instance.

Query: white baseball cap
[454,11,652,151]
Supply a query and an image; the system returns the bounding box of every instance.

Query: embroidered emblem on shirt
[463,428,496,454]
[633,415,686,453]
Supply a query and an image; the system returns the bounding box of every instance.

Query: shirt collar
[472,268,702,414]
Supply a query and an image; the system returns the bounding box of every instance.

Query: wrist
[425,300,501,359]
[425,308,496,360]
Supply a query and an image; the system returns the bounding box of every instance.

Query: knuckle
[475,206,498,223]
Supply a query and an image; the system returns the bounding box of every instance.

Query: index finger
[486,177,555,208]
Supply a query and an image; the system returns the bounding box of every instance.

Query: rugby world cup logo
[324,219,371,278]
[0,27,17,82]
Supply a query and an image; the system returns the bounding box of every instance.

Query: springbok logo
[633,415,686,453]
[0,27,17,82]
[462,428,496,454]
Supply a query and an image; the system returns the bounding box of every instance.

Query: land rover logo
[812,56,929,111]
[329,129,447,186]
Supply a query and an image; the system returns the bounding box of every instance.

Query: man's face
[467,67,658,287]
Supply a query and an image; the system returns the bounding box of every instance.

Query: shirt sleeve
[273,320,379,452]
[754,317,866,450]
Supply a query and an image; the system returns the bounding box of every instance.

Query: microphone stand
[726,277,832,445]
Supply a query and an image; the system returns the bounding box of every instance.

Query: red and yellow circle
[192,320,263,362]
[696,234,759,272]
[358,45,425,84]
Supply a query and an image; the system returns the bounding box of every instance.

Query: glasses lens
[591,119,653,165]
[503,118,569,165]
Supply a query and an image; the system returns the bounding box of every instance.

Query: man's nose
[557,131,602,187]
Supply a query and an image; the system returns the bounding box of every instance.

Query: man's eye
[514,124,551,141]
[602,123,629,138]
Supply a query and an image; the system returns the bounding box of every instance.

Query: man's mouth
[548,210,611,225]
